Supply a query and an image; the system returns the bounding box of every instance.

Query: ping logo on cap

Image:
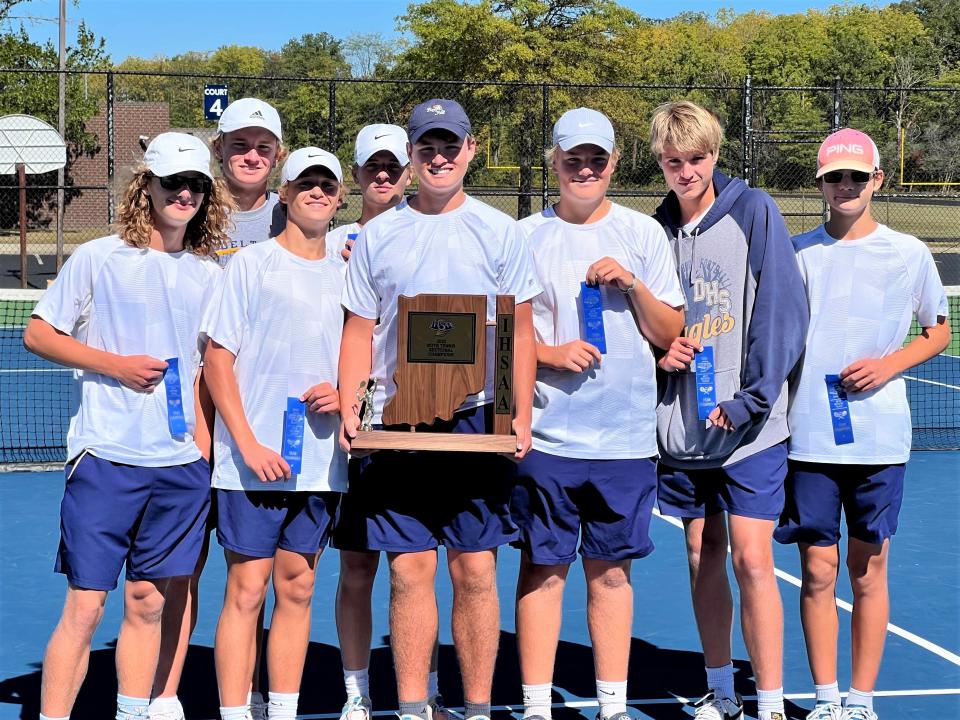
[826,143,865,156]
[426,104,446,115]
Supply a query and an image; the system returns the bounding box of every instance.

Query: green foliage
[0,15,107,225]
[0,20,108,156]
[896,0,960,70]
[3,1,959,193]
[114,33,350,147]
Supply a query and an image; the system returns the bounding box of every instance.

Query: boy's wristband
[619,273,637,294]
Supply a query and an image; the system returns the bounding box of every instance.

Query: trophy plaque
[351,293,516,452]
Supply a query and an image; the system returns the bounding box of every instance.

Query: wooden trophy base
[352,429,517,453]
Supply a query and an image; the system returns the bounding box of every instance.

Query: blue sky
[8,0,891,63]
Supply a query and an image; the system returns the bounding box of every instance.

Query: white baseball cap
[354,124,409,166]
[281,147,343,185]
[143,132,213,179]
[217,97,283,142]
[553,107,615,153]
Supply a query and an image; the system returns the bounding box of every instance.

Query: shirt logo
[426,104,446,115]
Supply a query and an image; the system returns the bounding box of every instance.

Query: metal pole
[107,71,115,224]
[832,76,842,132]
[742,75,752,185]
[56,0,66,271]
[18,163,28,289]
[541,83,549,210]
[826,77,842,222]
[328,80,337,152]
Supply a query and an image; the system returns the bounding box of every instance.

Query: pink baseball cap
[816,128,880,178]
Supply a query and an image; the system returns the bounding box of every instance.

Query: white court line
[904,374,960,391]
[290,689,960,718]
[652,509,960,666]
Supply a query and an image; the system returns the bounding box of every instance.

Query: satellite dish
[0,114,67,175]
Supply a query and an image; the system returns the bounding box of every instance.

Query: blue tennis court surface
[1,452,957,720]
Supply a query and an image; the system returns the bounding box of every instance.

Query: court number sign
[204,85,229,120]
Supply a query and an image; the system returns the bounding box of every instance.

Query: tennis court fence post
[541,82,549,212]
[18,162,27,290]
[328,79,337,153]
[106,70,115,225]
[742,74,752,185]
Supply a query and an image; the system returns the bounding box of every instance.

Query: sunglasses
[155,174,212,193]
[821,170,874,184]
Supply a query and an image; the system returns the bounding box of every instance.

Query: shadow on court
[0,631,805,720]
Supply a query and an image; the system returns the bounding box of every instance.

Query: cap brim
[816,160,875,178]
[148,161,213,180]
[218,119,282,142]
[409,121,469,144]
[355,145,410,167]
[286,161,343,185]
[557,134,614,153]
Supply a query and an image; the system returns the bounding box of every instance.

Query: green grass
[4,192,959,254]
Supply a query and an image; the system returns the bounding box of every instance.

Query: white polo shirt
[33,235,221,466]
[342,196,542,423]
[520,204,685,459]
[205,239,348,491]
[788,224,948,464]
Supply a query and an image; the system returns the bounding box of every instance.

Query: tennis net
[1,287,958,467]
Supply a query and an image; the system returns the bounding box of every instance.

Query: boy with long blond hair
[26,132,229,720]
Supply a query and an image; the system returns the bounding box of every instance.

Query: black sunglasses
[155,174,212,193]
[822,170,874,184]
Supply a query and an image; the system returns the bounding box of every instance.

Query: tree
[393,0,644,215]
[343,33,400,78]
[0,18,109,225]
[896,0,960,70]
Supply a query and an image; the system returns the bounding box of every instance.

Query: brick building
[64,101,170,232]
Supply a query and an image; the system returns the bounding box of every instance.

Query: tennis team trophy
[351,294,516,452]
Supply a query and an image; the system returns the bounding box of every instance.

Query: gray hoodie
[654,171,808,468]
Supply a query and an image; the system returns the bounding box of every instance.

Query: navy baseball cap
[408,99,472,143]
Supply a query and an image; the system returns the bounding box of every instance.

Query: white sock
[846,687,874,711]
[815,682,841,705]
[596,679,627,719]
[521,682,552,719]
[345,667,371,698]
[428,670,439,700]
[116,694,149,719]
[148,696,183,716]
[267,691,299,719]
[39,715,70,720]
[706,663,736,702]
[756,687,784,714]
[220,706,249,720]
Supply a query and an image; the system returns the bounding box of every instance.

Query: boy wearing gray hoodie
[649,101,808,720]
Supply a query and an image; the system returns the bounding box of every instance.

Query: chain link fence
[2,68,958,288]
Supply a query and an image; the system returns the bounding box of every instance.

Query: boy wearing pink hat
[775,129,951,720]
